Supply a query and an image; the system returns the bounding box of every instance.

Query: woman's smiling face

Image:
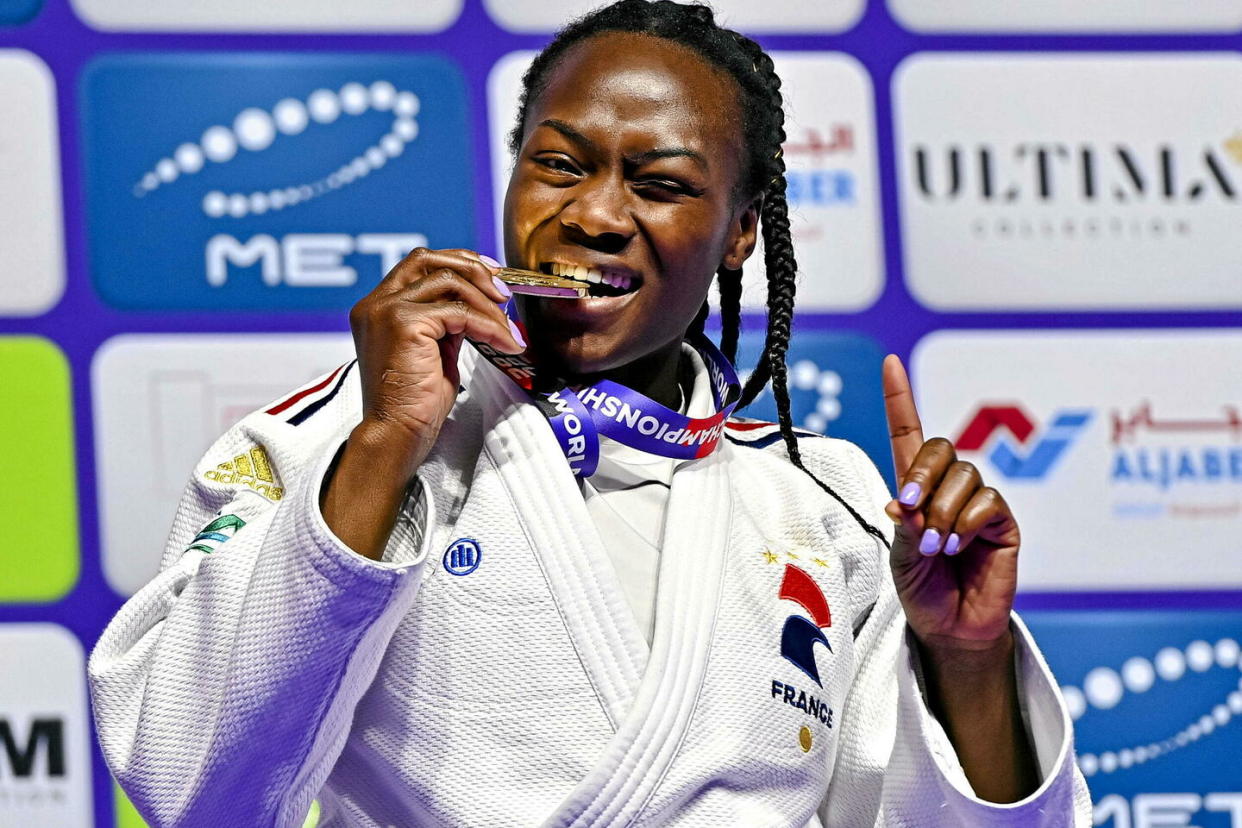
[503,31,758,376]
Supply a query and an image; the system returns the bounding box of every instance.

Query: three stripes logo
[202,445,284,500]
[444,538,482,576]
[778,563,833,687]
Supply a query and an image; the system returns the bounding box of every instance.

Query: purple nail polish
[944,533,960,556]
[918,528,941,556]
[479,254,502,269]
[899,482,921,506]
[507,318,526,349]
[491,275,513,300]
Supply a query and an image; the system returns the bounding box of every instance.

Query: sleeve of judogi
[87,370,435,828]
[816,442,1092,827]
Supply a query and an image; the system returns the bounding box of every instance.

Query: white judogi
[88,345,1092,827]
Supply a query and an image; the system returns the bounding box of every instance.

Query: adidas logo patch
[203,446,284,501]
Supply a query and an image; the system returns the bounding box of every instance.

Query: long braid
[715,266,743,364]
[761,181,889,546]
[736,42,890,547]
[512,0,887,545]
[689,298,709,338]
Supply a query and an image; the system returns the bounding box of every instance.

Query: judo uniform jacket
[89,347,1093,827]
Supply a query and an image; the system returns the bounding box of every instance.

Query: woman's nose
[559,174,635,249]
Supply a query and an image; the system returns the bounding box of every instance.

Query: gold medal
[495,267,588,299]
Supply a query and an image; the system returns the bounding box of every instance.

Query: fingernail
[491,275,513,299]
[919,528,941,556]
[944,532,960,556]
[479,254,502,270]
[507,318,526,350]
[899,482,921,506]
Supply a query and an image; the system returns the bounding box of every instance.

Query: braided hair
[509,0,888,546]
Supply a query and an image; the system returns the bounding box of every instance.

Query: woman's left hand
[881,354,1021,653]
[881,355,1040,801]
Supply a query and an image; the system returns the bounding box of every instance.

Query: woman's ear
[722,195,762,271]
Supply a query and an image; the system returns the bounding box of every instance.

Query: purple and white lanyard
[472,330,741,478]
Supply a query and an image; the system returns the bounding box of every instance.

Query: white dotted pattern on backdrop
[1062,637,1242,778]
[130,80,421,221]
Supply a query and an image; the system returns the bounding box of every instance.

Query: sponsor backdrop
[0,0,1238,824]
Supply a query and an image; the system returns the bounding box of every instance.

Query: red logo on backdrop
[954,404,1092,480]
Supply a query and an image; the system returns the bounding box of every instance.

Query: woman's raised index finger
[882,354,925,482]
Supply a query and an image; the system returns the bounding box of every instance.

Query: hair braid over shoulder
[745,51,889,546]
[715,266,743,364]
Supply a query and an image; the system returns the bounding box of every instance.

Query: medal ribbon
[472,330,740,478]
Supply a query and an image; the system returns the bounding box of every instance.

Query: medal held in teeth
[495,264,637,299]
[495,267,589,298]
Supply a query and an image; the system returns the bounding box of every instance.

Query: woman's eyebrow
[537,119,599,152]
[537,118,707,170]
[628,147,708,170]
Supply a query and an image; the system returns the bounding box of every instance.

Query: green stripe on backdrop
[114,781,320,827]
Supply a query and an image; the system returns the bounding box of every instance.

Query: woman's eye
[636,179,695,197]
[535,156,579,174]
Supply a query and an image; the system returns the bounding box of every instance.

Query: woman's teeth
[549,262,634,292]
[550,262,601,283]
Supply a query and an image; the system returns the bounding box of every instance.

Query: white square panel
[896,54,1242,310]
[0,51,63,317]
[484,0,865,33]
[913,329,1242,591]
[0,625,91,827]
[71,0,462,31]
[889,0,1242,33]
[92,333,356,595]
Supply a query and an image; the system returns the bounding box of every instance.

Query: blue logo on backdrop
[83,54,474,311]
[1024,611,1242,828]
[733,330,893,489]
[0,0,41,24]
[443,538,481,576]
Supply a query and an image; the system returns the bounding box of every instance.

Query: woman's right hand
[321,247,524,559]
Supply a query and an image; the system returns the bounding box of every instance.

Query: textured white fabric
[581,451,671,645]
[88,346,1093,828]
[582,343,713,644]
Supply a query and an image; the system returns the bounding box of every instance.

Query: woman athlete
[91,2,1090,825]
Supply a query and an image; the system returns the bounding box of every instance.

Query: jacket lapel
[471,359,649,730]
[545,443,734,828]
